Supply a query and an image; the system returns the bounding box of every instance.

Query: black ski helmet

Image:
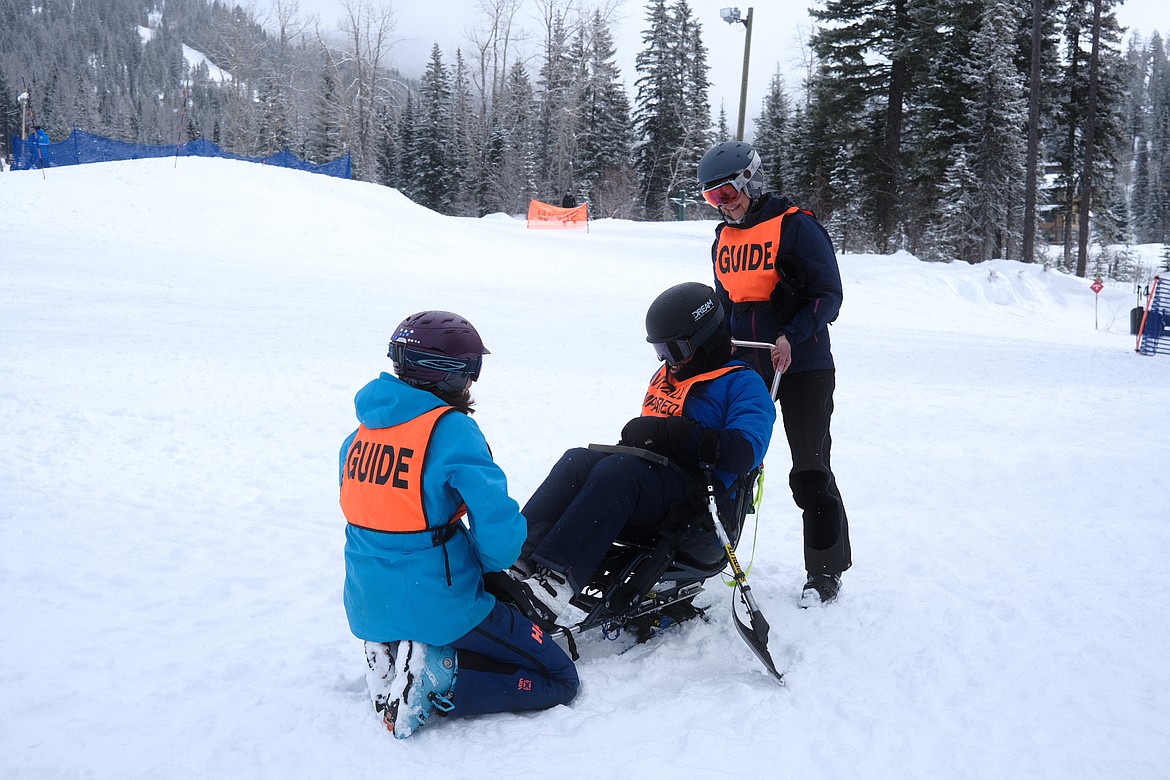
[645,282,725,365]
[389,310,490,395]
[697,141,764,200]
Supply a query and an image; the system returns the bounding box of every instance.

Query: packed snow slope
[2,158,1168,780]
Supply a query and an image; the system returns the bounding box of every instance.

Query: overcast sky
[301,0,1168,138]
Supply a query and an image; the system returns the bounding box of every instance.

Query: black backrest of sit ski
[670,466,758,569]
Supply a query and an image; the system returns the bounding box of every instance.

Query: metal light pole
[721,7,754,141]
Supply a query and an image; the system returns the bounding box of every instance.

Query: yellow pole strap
[723,464,765,586]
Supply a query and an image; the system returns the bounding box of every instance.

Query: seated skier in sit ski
[512,282,777,627]
[340,310,579,738]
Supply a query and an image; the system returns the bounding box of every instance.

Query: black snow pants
[776,369,852,576]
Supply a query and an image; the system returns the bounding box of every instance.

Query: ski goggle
[701,168,752,207]
[651,338,696,365]
[390,343,482,381]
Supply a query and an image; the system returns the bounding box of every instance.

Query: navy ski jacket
[712,193,843,376]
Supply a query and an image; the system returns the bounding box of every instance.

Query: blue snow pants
[448,599,579,717]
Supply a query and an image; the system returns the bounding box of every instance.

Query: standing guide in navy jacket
[698,141,852,607]
[340,311,577,738]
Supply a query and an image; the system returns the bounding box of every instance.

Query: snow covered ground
[2,158,1168,779]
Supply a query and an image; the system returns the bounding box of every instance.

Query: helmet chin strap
[719,203,747,225]
[720,192,761,225]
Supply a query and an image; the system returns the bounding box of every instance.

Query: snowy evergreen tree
[715,103,731,143]
[257,79,292,155]
[0,0,1165,258]
[395,92,422,201]
[1,67,22,161]
[255,4,308,158]
[1021,0,1065,263]
[634,0,712,220]
[901,0,984,257]
[679,3,713,211]
[449,49,485,218]
[374,102,397,187]
[1048,0,1128,271]
[414,44,455,213]
[752,67,794,198]
[957,0,1029,261]
[1132,135,1154,240]
[786,65,840,221]
[307,51,346,164]
[823,151,868,253]
[928,155,982,262]
[574,10,636,218]
[808,0,924,250]
[634,0,679,220]
[483,60,537,216]
[535,7,578,201]
[1137,33,1170,243]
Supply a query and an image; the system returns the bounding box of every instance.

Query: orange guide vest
[340,406,465,533]
[714,205,801,302]
[641,364,744,418]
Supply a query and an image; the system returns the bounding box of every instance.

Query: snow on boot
[519,566,586,627]
[364,641,398,714]
[800,573,842,608]
[383,641,457,739]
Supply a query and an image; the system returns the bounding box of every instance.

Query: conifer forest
[2,0,1168,274]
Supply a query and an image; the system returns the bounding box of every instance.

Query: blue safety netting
[1137,275,1170,357]
[9,129,351,179]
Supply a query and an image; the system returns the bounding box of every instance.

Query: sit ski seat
[485,445,760,654]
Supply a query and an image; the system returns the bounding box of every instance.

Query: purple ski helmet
[389,310,490,395]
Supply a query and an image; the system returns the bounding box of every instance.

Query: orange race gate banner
[527,200,589,230]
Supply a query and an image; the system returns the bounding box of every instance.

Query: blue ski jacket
[657,360,777,487]
[341,373,525,646]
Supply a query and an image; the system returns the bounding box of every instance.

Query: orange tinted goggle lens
[702,182,741,207]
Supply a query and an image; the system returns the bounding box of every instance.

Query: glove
[770,253,810,323]
[619,415,720,469]
[620,415,694,456]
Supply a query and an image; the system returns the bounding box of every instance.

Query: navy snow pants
[520,447,689,592]
[448,599,579,718]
